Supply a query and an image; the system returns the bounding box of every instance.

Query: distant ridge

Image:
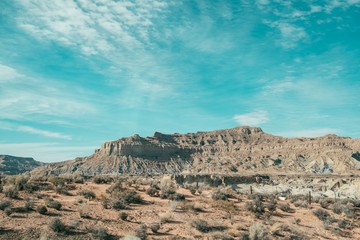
[0,155,44,175]
[32,126,360,175]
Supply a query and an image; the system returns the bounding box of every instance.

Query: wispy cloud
[0,121,71,140]
[0,142,96,162]
[233,110,269,126]
[0,64,23,82]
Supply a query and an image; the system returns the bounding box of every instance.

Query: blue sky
[0,0,360,162]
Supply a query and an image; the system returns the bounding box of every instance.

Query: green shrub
[78,189,96,200]
[0,199,11,210]
[134,224,147,240]
[146,187,158,197]
[36,205,47,215]
[93,176,112,184]
[49,218,66,233]
[150,223,160,233]
[111,199,127,210]
[189,219,210,233]
[47,200,62,210]
[4,207,12,216]
[249,223,270,240]
[3,185,19,199]
[119,212,128,221]
[278,203,291,212]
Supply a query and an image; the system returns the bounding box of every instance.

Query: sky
[0,0,360,163]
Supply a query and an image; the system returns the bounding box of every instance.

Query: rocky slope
[32,126,360,175]
[0,155,44,175]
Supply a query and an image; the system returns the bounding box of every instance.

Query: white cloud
[275,22,308,48]
[277,128,343,138]
[0,121,71,140]
[262,78,294,95]
[0,64,23,82]
[0,142,96,162]
[233,110,269,126]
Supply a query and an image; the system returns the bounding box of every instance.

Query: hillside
[0,155,44,175]
[32,126,360,175]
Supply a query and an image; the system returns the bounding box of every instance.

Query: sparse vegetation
[119,212,128,221]
[134,224,147,240]
[150,222,160,233]
[278,203,291,212]
[49,218,66,233]
[3,185,19,198]
[189,219,210,233]
[0,199,11,210]
[36,205,47,215]
[78,188,96,200]
[249,223,270,240]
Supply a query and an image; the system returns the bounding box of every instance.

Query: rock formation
[0,155,43,175]
[32,126,360,175]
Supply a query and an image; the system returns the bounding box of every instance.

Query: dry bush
[93,176,113,184]
[25,197,34,211]
[120,236,141,240]
[266,198,277,212]
[79,204,91,218]
[178,201,203,212]
[55,185,70,195]
[293,200,309,208]
[338,219,352,229]
[3,185,19,199]
[159,177,176,199]
[249,223,270,240]
[119,212,128,221]
[49,218,66,233]
[332,201,356,218]
[0,199,11,210]
[45,198,62,210]
[210,232,234,240]
[4,207,12,216]
[87,226,110,240]
[312,208,330,221]
[134,224,147,240]
[278,203,291,212]
[150,223,160,233]
[48,176,67,186]
[211,200,236,213]
[245,198,265,218]
[111,198,127,210]
[189,219,210,233]
[78,188,96,200]
[211,189,228,201]
[146,187,159,197]
[319,198,333,209]
[159,212,172,223]
[36,205,47,215]
[270,222,288,236]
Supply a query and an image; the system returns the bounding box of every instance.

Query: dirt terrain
[0,175,359,240]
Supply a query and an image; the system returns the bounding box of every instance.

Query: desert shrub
[111,198,127,210]
[212,189,228,201]
[23,182,40,193]
[332,201,344,214]
[174,193,185,201]
[211,200,236,213]
[178,201,203,212]
[70,219,81,229]
[134,224,147,240]
[278,203,291,212]
[0,184,2,193]
[294,200,309,208]
[8,175,29,190]
[3,185,19,199]
[93,176,112,184]
[266,199,277,212]
[246,198,265,218]
[270,222,288,236]
[36,205,47,215]
[119,190,143,204]
[159,212,172,223]
[100,196,111,209]
[338,219,351,229]
[189,186,197,195]
[55,185,69,195]
[4,207,12,216]
[73,175,84,184]
[46,199,62,210]
[119,212,128,221]
[78,189,96,200]
[120,236,141,240]
[312,208,330,221]
[146,187,158,197]
[106,181,124,195]
[48,176,67,186]
[49,218,66,233]
[249,223,270,240]
[79,204,91,218]
[159,178,176,199]
[87,226,110,240]
[189,219,210,233]
[0,199,11,210]
[320,198,333,209]
[25,198,34,211]
[331,201,356,218]
[150,223,160,233]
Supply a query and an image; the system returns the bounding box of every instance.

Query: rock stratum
[33,126,360,175]
[0,155,43,175]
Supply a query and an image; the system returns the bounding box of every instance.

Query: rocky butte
[0,155,43,175]
[32,126,360,176]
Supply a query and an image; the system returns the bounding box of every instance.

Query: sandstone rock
[32,126,360,175]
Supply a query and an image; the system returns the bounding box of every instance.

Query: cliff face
[33,126,360,175]
[0,155,44,175]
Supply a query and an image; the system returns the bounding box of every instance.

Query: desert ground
[0,174,359,240]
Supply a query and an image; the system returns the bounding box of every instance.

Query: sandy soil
[0,181,359,240]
